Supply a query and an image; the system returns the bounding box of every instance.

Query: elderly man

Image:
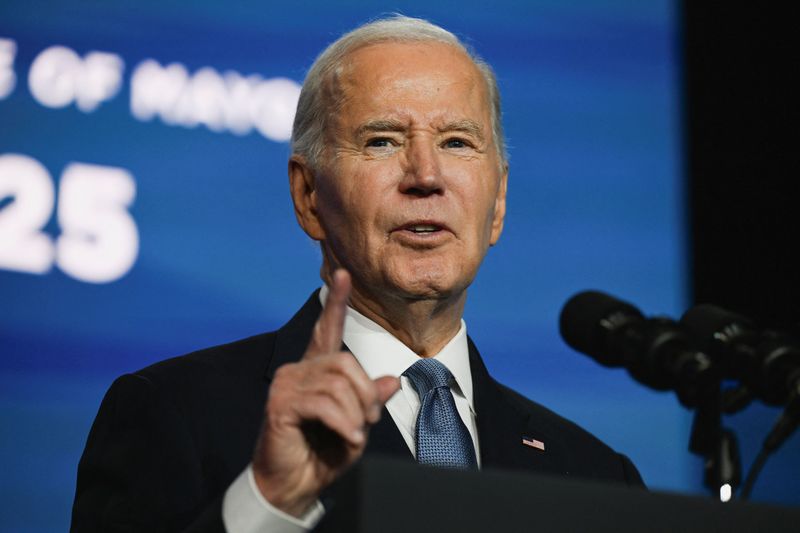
[72,15,642,533]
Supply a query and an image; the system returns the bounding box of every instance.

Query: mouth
[404,224,442,234]
[394,221,450,235]
[390,221,452,247]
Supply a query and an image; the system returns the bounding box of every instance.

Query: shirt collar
[318,285,474,410]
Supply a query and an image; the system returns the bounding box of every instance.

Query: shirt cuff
[222,463,325,533]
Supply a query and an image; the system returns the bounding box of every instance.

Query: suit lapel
[469,338,563,476]
[265,290,324,378]
[364,411,413,461]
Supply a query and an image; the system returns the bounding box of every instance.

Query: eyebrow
[355,118,486,143]
[355,119,407,138]
[438,120,485,143]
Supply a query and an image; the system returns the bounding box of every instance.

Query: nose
[400,138,444,197]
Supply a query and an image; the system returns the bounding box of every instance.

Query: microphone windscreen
[680,304,755,346]
[559,290,643,365]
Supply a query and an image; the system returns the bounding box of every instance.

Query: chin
[386,263,469,302]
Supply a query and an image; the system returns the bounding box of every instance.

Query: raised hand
[252,269,400,516]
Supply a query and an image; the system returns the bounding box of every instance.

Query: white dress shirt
[222,288,478,532]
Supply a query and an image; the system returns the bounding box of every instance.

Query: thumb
[374,376,401,404]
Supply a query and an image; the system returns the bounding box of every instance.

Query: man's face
[292,41,507,305]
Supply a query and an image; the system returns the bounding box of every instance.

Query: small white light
[719,483,732,503]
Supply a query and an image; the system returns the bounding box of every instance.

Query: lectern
[314,456,799,532]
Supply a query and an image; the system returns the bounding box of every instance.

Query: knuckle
[272,363,297,382]
[308,396,338,422]
[328,376,349,394]
[331,351,355,369]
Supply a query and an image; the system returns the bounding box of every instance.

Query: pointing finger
[307,269,350,357]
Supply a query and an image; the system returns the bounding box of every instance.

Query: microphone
[680,304,800,455]
[559,290,715,407]
[680,304,800,406]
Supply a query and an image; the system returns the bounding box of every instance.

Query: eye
[366,137,394,148]
[443,137,470,149]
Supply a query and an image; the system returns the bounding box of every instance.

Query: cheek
[460,178,499,231]
[319,187,381,253]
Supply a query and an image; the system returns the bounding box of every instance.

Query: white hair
[290,15,507,170]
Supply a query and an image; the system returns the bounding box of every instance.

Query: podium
[314,456,800,532]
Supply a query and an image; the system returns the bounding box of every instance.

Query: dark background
[686,2,798,328]
[684,0,799,506]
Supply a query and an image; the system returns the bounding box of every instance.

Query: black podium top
[315,456,800,533]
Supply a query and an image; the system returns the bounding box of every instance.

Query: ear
[288,156,326,241]
[489,164,508,246]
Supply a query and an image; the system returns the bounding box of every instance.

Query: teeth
[409,225,439,233]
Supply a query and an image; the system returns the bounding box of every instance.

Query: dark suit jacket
[71,290,643,533]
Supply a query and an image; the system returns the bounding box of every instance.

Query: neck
[318,251,468,355]
[348,287,466,357]
[320,263,466,356]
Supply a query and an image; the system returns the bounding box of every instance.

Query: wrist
[252,465,317,518]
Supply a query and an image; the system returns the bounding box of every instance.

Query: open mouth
[405,224,442,234]
[391,221,451,243]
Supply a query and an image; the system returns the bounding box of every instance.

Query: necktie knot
[403,358,453,396]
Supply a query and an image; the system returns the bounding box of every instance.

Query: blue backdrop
[1,2,796,531]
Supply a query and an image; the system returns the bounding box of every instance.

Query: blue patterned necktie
[403,358,478,469]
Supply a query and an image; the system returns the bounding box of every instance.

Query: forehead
[331,41,491,128]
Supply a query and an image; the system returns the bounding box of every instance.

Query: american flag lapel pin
[522,435,545,451]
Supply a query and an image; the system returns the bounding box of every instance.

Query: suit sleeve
[71,373,226,533]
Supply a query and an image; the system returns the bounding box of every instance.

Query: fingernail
[371,405,382,422]
[352,429,365,444]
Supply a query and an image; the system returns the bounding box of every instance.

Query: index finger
[306,269,351,357]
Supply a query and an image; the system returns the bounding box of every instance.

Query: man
[72,15,643,533]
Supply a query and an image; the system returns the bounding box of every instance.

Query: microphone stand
[687,376,741,501]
